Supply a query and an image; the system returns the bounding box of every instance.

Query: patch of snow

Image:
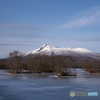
[24,44,94,57]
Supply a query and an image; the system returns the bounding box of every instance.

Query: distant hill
[24,44,100,62]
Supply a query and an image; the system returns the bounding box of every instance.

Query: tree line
[83,60,100,73]
[0,59,6,69]
[1,51,100,74]
[4,51,75,75]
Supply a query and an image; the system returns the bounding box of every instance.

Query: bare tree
[51,55,75,75]
[83,60,100,73]
[7,51,22,73]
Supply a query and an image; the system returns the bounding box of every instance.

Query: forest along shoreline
[0,51,100,76]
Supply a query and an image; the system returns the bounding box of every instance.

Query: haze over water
[0,68,100,100]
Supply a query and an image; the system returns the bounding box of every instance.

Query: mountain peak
[37,44,48,51]
[42,44,47,47]
[24,44,94,56]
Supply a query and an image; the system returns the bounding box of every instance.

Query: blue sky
[0,0,100,58]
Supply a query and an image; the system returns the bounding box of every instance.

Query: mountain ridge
[23,44,100,62]
[24,44,94,56]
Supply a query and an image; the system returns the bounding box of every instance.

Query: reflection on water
[0,68,100,100]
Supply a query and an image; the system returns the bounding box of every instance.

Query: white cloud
[62,6,100,28]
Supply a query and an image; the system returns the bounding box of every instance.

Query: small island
[0,51,77,76]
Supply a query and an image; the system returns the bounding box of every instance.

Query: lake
[0,68,100,100]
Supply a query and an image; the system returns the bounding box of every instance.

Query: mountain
[24,44,100,61]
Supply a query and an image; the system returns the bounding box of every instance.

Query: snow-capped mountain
[24,44,100,61]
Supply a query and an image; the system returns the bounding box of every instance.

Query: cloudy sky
[0,0,100,58]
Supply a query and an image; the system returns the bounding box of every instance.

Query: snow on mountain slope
[25,44,52,56]
[24,44,94,57]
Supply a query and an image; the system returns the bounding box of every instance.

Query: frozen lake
[0,68,100,100]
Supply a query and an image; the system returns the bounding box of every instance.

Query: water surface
[0,68,100,100]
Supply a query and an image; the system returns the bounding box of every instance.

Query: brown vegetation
[5,51,76,76]
[7,51,22,73]
[0,59,6,69]
[25,55,75,75]
[83,60,100,73]
[2,50,100,75]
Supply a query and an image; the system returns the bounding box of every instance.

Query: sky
[0,0,100,58]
